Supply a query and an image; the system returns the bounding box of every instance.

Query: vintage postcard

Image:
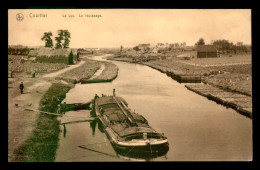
[8,9,252,162]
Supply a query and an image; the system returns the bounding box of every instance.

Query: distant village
[130,41,251,58]
[134,42,192,53]
[8,39,251,62]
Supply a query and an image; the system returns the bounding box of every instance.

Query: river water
[55,55,252,162]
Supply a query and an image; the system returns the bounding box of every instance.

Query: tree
[55,30,63,49]
[55,30,71,49]
[8,60,20,78]
[41,32,53,48]
[55,37,63,49]
[231,45,238,54]
[236,42,243,46]
[133,46,140,54]
[138,44,150,52]
[9,63,16,78]
[62,30,71,48]
[212,39,233,53]
[68,50,74,65]
[174,43,179,49]
[195,38,205,45]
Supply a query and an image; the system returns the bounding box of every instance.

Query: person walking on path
[32,71,36,78]
[19,82,24,94]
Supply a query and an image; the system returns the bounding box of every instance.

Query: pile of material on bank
[91,91,169,156]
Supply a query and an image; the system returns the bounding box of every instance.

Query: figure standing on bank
[19,82,24,94]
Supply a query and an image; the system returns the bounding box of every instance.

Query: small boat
[91,92,169,156]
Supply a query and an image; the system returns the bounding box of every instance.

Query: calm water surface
[55,55,252,161]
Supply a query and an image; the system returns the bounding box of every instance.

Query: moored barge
[91,93,169,156]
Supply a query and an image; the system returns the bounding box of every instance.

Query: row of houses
[135,43,217,58]
[155,42,187,49]
[136,43,195,54]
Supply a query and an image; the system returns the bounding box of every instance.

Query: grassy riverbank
[8,54,70,162]
[9,55,120,162]
[56,59,101,83]
[81,61,118,83]
[15,83,73,162]
[108,53,252,96]
[55,58,119,84]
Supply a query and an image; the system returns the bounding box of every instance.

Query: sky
[8,9,251,48]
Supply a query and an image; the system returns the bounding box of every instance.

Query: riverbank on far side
[106,53,252,118]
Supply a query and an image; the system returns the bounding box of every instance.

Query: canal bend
[55,55,252,161]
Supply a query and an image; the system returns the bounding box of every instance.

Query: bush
[68,51,74,65]
[39,83,71,113]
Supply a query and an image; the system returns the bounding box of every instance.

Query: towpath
[43,60,85,78]
[8,60,85,161]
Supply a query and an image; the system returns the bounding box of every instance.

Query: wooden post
[10,71,14,78]
[32,71,36,78]
[64,102,66,114]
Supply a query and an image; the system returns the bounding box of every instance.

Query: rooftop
[196,45,217,52]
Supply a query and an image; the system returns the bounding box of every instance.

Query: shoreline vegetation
[106,52,252,118]
[55,59,101,84]
[14,83,72,162]
[55,59,118,84]
[9,55,119,162]
[80,61,118,84]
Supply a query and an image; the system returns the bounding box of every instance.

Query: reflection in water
[90,119,102,135]
[116,153,168,162]
[90,119,96,136]
[78,145,121,160]
[112,144,169,161]
[63,124,67,138]
[97,119,105,133]
[89,118,168,161]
